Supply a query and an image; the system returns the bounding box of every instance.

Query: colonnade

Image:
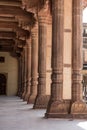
[17,0,87,119]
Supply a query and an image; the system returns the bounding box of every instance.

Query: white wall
[0,52,18,96]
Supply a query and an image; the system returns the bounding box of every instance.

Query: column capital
[38,1,52,25]
[31,22,38,39]
[26,37,31,45]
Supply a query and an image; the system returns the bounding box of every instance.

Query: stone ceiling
[0,0,36,56]
[0,0,87,56]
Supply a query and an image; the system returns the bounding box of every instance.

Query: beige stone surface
[0,52,18,96]
[63,67,72,99]
[64,0,72,29]
[63,0,72,99]
[46,24,52,95]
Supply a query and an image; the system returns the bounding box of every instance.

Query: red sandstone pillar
[70,0,87,118]
[28,23,38,104]
[17,56,22,97]
[21,49,25,99]
[19,55,23,97]
[22,46,28,100]
[24,38,31,101]
[72,0,83,103]
[33,1,51,109]
[46,0,69,118]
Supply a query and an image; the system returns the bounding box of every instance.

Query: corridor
[0,96,87,130]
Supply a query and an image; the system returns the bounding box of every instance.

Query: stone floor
[0,96,87,130]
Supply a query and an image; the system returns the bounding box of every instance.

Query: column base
[20,92,23,99]
[33,95,50,109]
[45,100,70,118]
[45,113,87,119]
[46,100,87,119]
[22,91,26,100]
[27,95,36,104]
[71,101,87,114]
[17,91,21,97]
[24,93,30,102]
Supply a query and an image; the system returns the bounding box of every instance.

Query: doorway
[0,74,7,95]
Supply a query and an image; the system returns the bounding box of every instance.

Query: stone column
[27,23,38,104]
[70,0,87,118]
[46,0,69,118]
[33,1,51,109]
[24,38,31,101]
[22,46,27,100]
[21,50,25,99]
[17,56,22,97]
[19,55,23,97]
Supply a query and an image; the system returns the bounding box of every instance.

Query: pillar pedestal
[33,1,51,109]
[45,0,69,117]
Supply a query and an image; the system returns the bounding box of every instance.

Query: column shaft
[34,1,51,109]
[17,57,21,97]
[21,50,25,99]
[22,46,28,100]
[72,0,83,102]
[70,0,87,118]
[24,38,31,101]
[28,23,38,103]
[46,0,69,118]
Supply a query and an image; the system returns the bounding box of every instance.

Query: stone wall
[0,52,18,96]
[63,0,72,99]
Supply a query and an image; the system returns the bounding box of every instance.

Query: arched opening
[0,74,7,95]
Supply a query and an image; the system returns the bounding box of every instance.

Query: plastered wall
[63,0,72,99]
[0,52,18,96]
[46,24,52,95]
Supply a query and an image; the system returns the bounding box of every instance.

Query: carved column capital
[31,23,38,39]
[38,0,52,25]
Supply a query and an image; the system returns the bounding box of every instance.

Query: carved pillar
[19,55,23,97]
[46,0,69,118]
[17,56,22,97]
[33,1,51,109]
[24,38,31,101]
[70,0,87,118]
[22,46,27,100]
[72,0,83,103]
[27,23,38,104]
[21,50,25,99]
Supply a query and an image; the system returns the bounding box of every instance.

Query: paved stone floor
[0,96,87,130]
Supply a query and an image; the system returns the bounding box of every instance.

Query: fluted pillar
[24,38,31,101]
[28,23,38,104]
[70,0,87,118]
[33,2,51,109]
[46,0,69,118]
